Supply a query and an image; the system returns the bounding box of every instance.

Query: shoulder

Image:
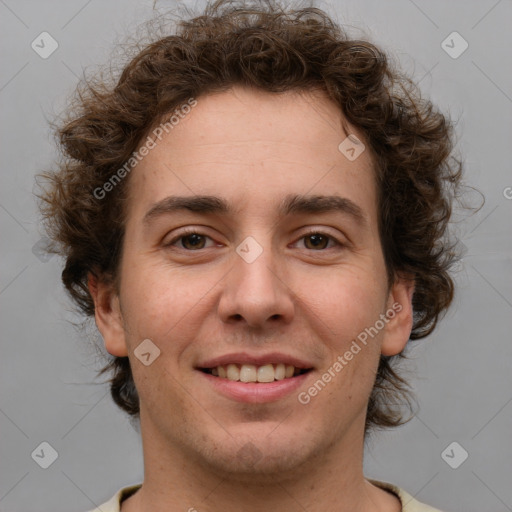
[84,484,142,512]
[370,479,445,512]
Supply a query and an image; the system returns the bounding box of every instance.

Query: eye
[294,230,343,251]
[164,228,344,252]
[165,229,215,250]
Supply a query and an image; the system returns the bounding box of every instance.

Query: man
[38,0,461,510]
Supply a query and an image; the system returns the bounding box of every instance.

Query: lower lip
[198,370,312,403]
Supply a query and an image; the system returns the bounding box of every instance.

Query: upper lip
[197,352,314,370]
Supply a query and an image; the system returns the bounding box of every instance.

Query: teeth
[226,363,240,381]
[257,364,275,383]
[240,364,257,382]
[275,363,286,380]
[211,363,305,382]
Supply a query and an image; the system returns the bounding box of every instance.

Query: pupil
[184,234,204,249]
[308,234,327,249]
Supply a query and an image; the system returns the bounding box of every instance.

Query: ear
[88,272,128,357]
[380,274,415,357]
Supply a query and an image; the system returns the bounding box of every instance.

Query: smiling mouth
[199,363,312,383]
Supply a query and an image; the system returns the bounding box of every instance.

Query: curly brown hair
[37,0,462,432]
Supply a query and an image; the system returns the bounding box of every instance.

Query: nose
[217,238,295,329]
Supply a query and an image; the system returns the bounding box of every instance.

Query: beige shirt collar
[89,480,444,512]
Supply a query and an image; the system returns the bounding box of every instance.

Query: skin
[89,86,415,512]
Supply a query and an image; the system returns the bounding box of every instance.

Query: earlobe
[87,272,128,357]
[380,276,415,357]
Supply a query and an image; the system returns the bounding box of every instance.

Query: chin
[204,448,312,483]
[189,426,331,484]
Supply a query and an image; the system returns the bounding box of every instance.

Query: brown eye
[303,233,332,250]
[180,233,207,250]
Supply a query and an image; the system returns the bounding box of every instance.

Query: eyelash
[165,228,344,251]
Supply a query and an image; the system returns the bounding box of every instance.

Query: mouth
[196,362,314,403]
[196,353,315,403]
[199,363,313,383]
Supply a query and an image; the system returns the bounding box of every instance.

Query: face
[92,86,414,480]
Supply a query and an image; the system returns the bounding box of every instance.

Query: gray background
[1,0,511,511]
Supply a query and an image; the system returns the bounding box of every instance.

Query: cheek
[307,266,387,339]
[118,257,221,362]
[297,267,386,398]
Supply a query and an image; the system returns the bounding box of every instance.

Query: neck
[121,413,400,512]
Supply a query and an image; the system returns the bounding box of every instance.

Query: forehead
[125,86,377,224]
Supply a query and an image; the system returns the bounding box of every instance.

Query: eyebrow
[142,194,367,226]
